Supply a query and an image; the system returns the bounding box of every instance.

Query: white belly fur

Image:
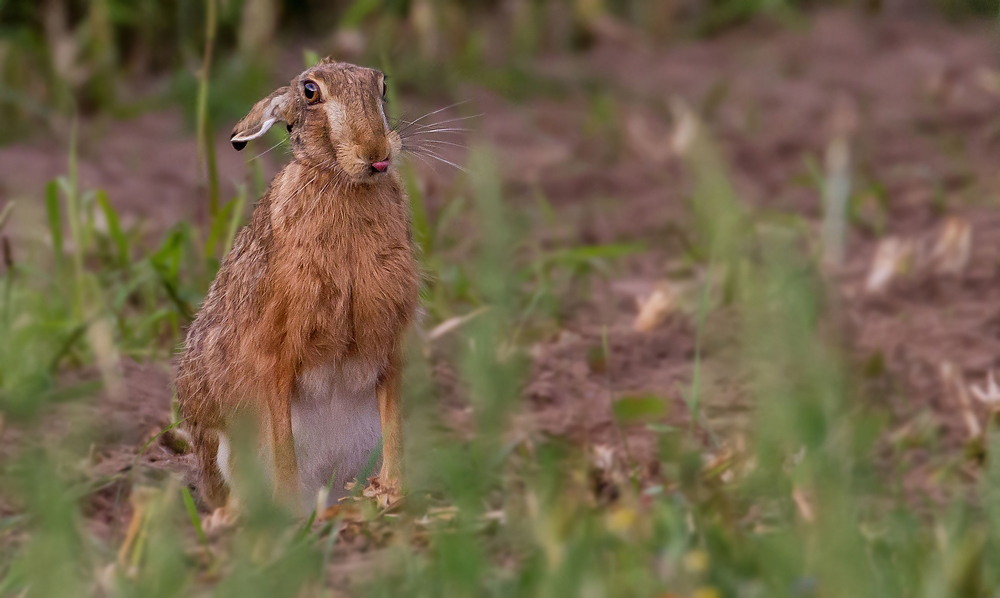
[216,357,382,514]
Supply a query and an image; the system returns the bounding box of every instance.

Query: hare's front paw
[205,499,240,533]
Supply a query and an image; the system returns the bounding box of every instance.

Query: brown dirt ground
[2,6,1000,559]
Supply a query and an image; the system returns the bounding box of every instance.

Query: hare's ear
[230,86,293,151]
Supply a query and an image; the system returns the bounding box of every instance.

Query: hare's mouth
[342,147,392,181]
[367,156,389,177]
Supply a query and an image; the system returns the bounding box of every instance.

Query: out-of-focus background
[2,1,1000,595]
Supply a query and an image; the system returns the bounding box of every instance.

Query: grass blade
[181,486,210,549]
[95,191,128,268]
[45,182,63,267]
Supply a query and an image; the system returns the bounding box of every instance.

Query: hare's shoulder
[202,199,275,320]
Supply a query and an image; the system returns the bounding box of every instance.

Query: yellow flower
[606,506,637,535]
[683,550,709,574]
[692,587,720,598]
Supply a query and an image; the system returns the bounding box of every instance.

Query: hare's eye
[303,80,321,103]
[381,76,388,100]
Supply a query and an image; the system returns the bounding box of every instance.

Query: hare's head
[231,58,400,183]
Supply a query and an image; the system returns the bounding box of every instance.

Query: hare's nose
[371,160,390,172]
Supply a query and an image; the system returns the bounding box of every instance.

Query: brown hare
[177,58,420,521]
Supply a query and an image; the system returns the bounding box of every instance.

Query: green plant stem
[196,0,220,218]
[65,121,85,319]
[687,265,711,437]
[182,486,213,559]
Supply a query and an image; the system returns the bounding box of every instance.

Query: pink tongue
[372,161,389,172]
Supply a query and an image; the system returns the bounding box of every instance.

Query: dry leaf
[362,476,403,510]
[970,370,1000,409]
[634,282,677,332]
[669,99,700,156]
[318,502,364,523]
[865,237,915,294]
[930,216,972,276]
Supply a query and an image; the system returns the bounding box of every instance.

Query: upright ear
[230,86,293,151]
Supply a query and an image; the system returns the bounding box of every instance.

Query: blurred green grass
[3,0,1000,596]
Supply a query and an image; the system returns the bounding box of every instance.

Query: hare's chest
[347,237,419,354]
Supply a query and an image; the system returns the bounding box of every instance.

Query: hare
[176,58,419,519]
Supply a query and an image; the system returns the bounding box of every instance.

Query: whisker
[388,110,418,127]
[401,128,472,137]
[247,136,288,162]
[406,151,436,171]
[396,114,482,132]
[396,100,471,134]
[291,173,319,198]
[408,147,468,173]
[407,139,467,150]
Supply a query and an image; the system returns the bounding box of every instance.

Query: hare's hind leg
[193,430,228,509]
[266,370,302,510]
[193,432,244,531]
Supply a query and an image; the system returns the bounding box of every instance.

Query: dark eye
[303,80,320,103]
[381,76,388,100]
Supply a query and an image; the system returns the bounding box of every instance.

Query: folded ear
[230,86,293,151]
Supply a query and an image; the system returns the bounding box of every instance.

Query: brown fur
[176,59,418,509]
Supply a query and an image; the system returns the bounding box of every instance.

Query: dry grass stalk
[791,487,815,523]
[821,96,858,268]
[970,370,1000,410]
[116,486,159,571]
[428,306,490,341]
[940,361,981,439]
[930,216,972,276]
[865,237,916,294]
[88,317,124,402]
